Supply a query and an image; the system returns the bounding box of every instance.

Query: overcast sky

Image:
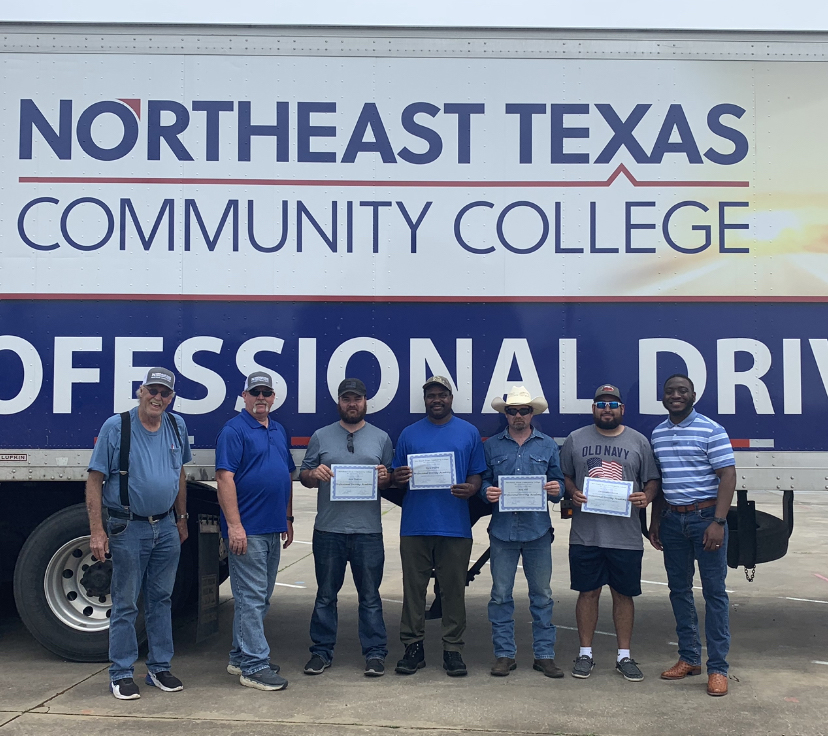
[3,0,828,31]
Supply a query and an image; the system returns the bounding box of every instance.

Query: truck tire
[13,503,144,662]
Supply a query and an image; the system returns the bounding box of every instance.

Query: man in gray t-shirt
[560,384,660,683]
[299,378,393,677]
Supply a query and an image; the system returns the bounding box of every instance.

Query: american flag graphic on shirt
[587,457,624,481]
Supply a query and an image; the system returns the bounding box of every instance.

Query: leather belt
[667,498,718,513]
[107,507,174,523]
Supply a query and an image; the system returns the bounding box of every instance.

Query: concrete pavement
[2,488,828,736]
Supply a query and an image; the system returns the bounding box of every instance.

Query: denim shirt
[480,426,565,542]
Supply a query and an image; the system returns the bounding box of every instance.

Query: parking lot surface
[2,488,827,736]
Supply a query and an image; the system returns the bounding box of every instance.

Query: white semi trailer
[0,22,823,660]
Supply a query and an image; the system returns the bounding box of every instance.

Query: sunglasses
[595,401,621,409]
[347,432,354,453]
[505,407,533,416]
[248,388,274,397]
[145,387,173,398]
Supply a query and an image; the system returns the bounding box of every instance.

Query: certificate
[582,477,633,517]
[498,475,547,512]
[408,452,456,490]
[330,464,378,501]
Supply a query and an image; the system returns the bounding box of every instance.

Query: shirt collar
[241,408,270,429]
[497,425,542,443]
[671,409,698,428]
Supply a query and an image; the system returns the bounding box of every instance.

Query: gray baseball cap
[244,371,274,392]
[143,367,175,390]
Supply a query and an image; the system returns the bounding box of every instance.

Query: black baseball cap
[338,378,367,397]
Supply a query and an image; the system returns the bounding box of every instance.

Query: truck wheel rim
[44,536,111,632]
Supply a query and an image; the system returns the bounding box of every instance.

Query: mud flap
[196,514,220,643]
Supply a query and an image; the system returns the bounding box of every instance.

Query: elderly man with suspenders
[86,367,191,700]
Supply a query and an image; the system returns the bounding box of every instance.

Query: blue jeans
[107,513,180,682]
[228,533,281,676]
[660,505,730,675]
[310,530,387,662]
[488,530,556,660]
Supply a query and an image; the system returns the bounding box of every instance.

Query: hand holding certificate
[330,464,378,501]
[498,475,547,512]
[581,477,633,517]
[407,452,456,490]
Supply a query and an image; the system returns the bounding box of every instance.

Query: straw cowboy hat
[491,385,548,414]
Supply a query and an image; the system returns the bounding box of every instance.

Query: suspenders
[117,411,183,510]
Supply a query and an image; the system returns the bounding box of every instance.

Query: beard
[594,415,621,430]
[339,404,367,424]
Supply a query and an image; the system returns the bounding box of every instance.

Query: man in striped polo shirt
[649,374,736,697]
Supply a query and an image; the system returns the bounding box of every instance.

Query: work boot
[533,658,564,678]
[490,657,517,676]
[443,651,467,677]
[395,642,426,674]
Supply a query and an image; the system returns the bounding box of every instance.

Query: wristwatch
[177,513,189,520]
[713,517,727,526]
[286,516,295,523]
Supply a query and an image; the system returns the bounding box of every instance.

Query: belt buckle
[148,513,159,523]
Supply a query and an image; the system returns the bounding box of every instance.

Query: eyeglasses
[595,401,621,409]
[145,387,173,398]
[505,407,533,416]
[248,388,274,397]
[347,433,354,453]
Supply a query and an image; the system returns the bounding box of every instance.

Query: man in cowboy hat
[481,386,565,678]
[560,384,660,683]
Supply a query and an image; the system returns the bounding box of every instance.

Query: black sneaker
[364,658,385,677]
[239,669,288,691]
[110,678,140,700]
[227,662,280,676]
[395,642,426,674]
[303,654,331,675]
[443,651,468,677]
[571,655,595,679]
[145,671,183,692]
[616,657,644,682]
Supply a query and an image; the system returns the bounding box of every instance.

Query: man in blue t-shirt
[86,366,191,701]
[216,372,295,692]
[390,376,486,677]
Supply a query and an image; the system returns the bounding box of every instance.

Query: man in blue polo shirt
[391,375,486,677]
[650,373,736,697]
[480,386,564,678]
[216,372,294,692]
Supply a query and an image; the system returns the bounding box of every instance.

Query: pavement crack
[32,665,109,710]
[16,712,585,735]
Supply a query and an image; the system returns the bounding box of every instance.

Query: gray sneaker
[227,662,280,676]
[239,669,288,691]
[616,657,644,682]
[571,655,595,679]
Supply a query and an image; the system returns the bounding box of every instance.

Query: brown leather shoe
[660,660,702,680]
[490,657,517,677]
[707,673,728,696]
[533,658,564,678]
